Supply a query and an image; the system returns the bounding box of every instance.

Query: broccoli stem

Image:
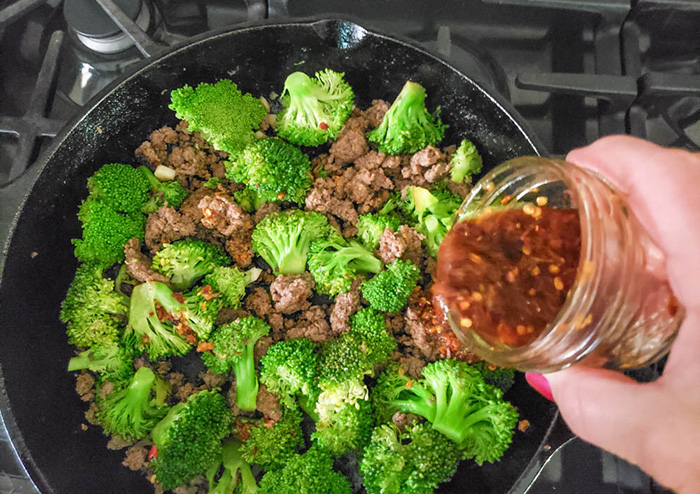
[233,344,259,411]
[279,251,307,275]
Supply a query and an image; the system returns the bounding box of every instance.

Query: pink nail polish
[525,372,553,401]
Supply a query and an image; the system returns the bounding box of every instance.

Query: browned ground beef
[122,445,149,471]
[124,238,169,283]
[270,273,314,314]
[145,206,196,252]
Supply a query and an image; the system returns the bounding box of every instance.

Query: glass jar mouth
[450,157,598,369]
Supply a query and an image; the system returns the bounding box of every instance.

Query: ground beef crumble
[145,206,196,253]
[124,238,169,283]
[285,306,333,343]
[270,273,314,314]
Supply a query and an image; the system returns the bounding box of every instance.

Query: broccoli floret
[95,366,169,440]
[361,259,420,313]
[472,362,516,393]
[139,166,189,211]
[312,398,374,456]
[201,316,270,411]
[259,338,318,408]
[258,446,352,494]
[203,265,261,308]
[207,438,258,494]
[169,79,267,156]
[126,281,192,359]
[73,198,146,267]
[240,407,304,470]
[60,262,128,347]
[308,236,383,297]
[233,186,268,212]
[400,185,462,257]
[151,389,232,490]
[87,163,151,213]
[152,239,231,291]
[360,422,461,494]
[226,138,313,205]
[275,69,355,147]
[356,213,402,250]
[315,309,395,420]
[372,359,518,464]
[367,81,446,155]
[251,209,333,274]
[67,343,133,382]
[450,138,482,184]
[181,283,224,340]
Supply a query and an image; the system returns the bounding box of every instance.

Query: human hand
[524,135,700,493]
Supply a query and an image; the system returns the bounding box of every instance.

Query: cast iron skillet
[0,19,571,494]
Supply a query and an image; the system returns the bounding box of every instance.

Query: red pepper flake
[148,445,158,460]
[196,341,214,352]
[319,121,329,130]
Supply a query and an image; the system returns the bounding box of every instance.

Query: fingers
[566,135,700,310]
[545,366,700,493]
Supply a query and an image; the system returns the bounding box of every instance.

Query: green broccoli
[203,265,261,308]
[203,177,223,190]
[226,138,313,205]
[240,407,304,469]
[73,198,146,267]
[201,316,270,411]
[372,359,519,464]
[60,262,128,347]
[307,236,383,297]
[450,138,482,184]
[356,213,402,250]
[207,438,258,494]
[95,366,169,440]
[360,422,461,494]
[361,259,420,313]
[251,209,333,274]
[87,163,151,213]
[67,343,133,382]
[152,239,231,291]
[169,79,267,156]
[181,283,224,340]
[472,362,516,393]
[259,338,318,408]
[139,166,189,211]
[275,69,355,146]
[151,390,232,490]
[125,281,192,359]
[400,185,462,257]
[258,446,352,494]
[312,398,374,456]
[233,186,268,212]
[367,81,446,155]
[315,309,395,421]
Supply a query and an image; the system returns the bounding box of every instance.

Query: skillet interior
[0,19,557,494]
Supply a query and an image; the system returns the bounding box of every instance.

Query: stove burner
[0,30,65,186]
[64,0,152,54]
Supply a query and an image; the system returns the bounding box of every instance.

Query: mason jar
[436,157,684,373]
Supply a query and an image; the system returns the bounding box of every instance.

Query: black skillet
[0,18,573,494]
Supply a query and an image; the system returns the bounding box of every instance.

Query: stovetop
[1,0,697,492]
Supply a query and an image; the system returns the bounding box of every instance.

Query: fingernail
[525,372,553,401]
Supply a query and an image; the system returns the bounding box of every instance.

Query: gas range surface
[1,0,695,492]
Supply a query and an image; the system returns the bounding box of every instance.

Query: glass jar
[442,157,684,373]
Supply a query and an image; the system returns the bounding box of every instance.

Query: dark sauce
[433,206,581,348]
